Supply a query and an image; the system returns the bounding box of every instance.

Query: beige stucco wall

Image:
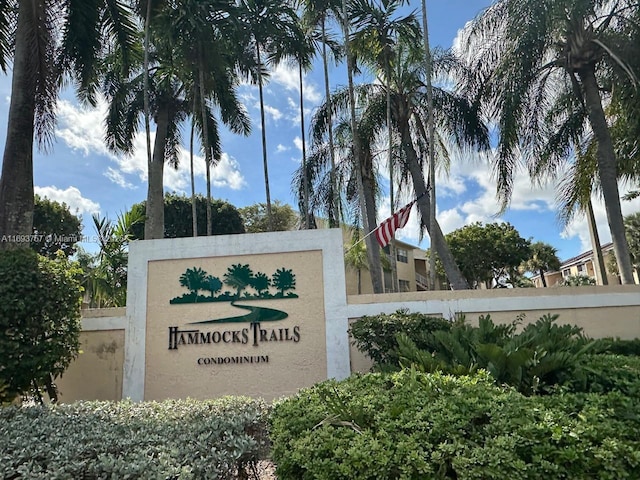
[56,328,125,403]
[347,285,640,373]
[144,251,327,401]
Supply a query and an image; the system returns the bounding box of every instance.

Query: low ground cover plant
[271,370,640,479]
[0,397,270,479]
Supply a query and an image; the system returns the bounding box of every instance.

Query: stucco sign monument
[122,229,350,401]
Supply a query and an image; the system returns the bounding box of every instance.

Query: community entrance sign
[122,229,350,401]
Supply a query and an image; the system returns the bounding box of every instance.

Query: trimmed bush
[0,397,270,479]
[349,310,452,367]
[592,337,640,356]
[0,249,83,403]
[271,371,640,480]
[572,354,640,396]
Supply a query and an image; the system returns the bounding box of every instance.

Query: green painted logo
[170,264,298,325]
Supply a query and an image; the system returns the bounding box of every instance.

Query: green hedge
[0,397,270,479]
[349,310,452,367]
[271,371,640,479]
[592,338,640,356]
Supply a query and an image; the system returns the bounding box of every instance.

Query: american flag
[374,200,416,248]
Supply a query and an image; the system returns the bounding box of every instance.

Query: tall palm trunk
[0,1,37,247]
[321,18,339,227]
[578,67,634,284]
[189,109,198,237]
[199,64,213,236]
[585,199,606,285]
[298,61,311,229]
[421,0,437,290]
[340,0,384,293]
[398,119,469,289]
[539,268,547,287]
[145,106,169,239]
[386,56,397,293]
[143,0,154,236]
[256,44,273,231]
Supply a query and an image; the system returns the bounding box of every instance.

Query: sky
[0,0,638,261]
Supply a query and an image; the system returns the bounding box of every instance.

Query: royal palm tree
[103,38,189,240]
[301,0,344,227]
[350,0,419,291]
[170,0,251,235]
[104,0,250,239]
[0,1,135,249]
[237,0,304,231]
[336,0,385,293]
[459,0,639,284]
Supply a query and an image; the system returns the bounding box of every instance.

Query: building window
[562,269,571,278]
[396,248,408,263]
[398,279,410,292]
[577,264,586,274]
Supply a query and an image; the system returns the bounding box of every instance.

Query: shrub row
[271,371,640,480]
[0,397,270,479]
[350,311,640,395]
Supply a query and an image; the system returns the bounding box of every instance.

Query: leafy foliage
[239,201,299,233]
[0,249,82,403]
[31,195,82,258]
[80,209,143,308]
[561,274,596,286]
[434,222,531,288]
[271,370,640,479]
[0,397,270,479]
[128,193,245,239]
[352,310,597,395]
[349,310,452,366]
[520,241,561,287]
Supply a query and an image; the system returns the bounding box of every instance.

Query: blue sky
[0,0,638,260]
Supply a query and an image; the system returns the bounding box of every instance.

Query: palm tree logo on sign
[170,264,298,324]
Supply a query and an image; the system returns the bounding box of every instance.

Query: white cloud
[262,104,283,121]
[438,174,467,198]
[293,136,303,152]
[104,167,136,189]
[562,189,640,253]
[35,186,101,216]
[55,99,109,156]
[271,63,322,104]
[118,134,247,193]
[438,208,466,234]
[276,144,290,153]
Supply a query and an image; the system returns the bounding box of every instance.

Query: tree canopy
[31,195,82,258]
[128,193,245,240]
[239,201,299,233]
[436,222,531,288]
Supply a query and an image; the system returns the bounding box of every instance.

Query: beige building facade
[532,242,640,287]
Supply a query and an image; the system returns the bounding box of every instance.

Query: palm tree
[0,1,135,249]
[171,0,251,235]
[521,242,561,287]
[459,0,639,284]
[337,0,385,293]
[301,0,344,227]
[344,234,369,294]
[307,42,489,289]
[224,263,254,298]
[237,0,304,231]
[350,0,419,292]
[103,39,189,240]
[103,0,250,239]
